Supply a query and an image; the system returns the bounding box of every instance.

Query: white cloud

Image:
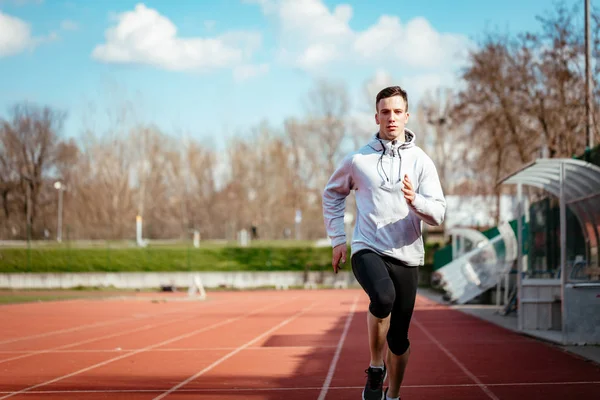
[252,0,472,72]
[247,0,472,137]
[0,11,31,56]
[92,3,262,72]
[233,63,269,81]
[60,19,78,31]
[353,16,468,69]
[0,10,55,57]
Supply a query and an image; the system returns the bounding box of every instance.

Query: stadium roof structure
[498,158,600,346]
[499,158,600,269]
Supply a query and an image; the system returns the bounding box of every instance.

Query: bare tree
[0,136,19,222]
[71,135,136,239]
[456,1,600,176]
[184,140,218,238]
[415,87,466,196]
[302,79,350,189]
[0,103,74,238]
[448,1,600,224]
[523,2,592,157]
[284,117,317,213]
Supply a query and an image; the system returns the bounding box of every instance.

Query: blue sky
[0,0,582,149]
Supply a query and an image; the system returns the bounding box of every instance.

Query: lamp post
[54,181,65,242]
[585,0,594,151]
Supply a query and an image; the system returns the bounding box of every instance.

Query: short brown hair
[376,86,408,111]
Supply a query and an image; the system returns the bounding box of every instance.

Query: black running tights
[351,249,419,356]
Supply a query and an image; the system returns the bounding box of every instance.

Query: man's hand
[402,174,415,205]
[332,244,347,273]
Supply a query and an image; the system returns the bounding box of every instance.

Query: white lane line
[0,308,208,365]
[317,295,358,400]
[0,296,253,362]
[412,317,500,400]
[0,299,221,346]
[1,381,598,395]
[0,345,340,354]
[0,297,299,400]
[152,301,320,400]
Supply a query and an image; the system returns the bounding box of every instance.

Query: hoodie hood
[368,128,416,154]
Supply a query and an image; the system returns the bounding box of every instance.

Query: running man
[322,86,446,400]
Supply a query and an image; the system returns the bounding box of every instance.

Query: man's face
[375,95,409,141]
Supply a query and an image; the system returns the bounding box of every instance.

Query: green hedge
[0,247,329,273]
[0,243,437,273]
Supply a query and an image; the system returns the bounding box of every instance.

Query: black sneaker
[362,364,387,400]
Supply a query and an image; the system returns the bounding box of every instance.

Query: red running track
[0,289,598,399]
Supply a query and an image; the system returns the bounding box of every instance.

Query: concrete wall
[564,284,600,345]
[521,278,562,331]
[0,271,359,290]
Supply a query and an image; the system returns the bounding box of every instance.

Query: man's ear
[375,113,380,125]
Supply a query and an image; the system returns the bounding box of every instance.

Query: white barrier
[0,271,358,290]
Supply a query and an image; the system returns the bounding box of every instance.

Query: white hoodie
[322,129,446,266]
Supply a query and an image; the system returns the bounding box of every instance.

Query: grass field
[0,244,331,273]
[0,239,436,274]
[0,239,319,249]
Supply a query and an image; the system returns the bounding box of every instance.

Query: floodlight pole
[585,0,594,150]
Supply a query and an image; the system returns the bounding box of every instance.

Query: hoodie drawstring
[377,138,402,185]
[377,139,389,183]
